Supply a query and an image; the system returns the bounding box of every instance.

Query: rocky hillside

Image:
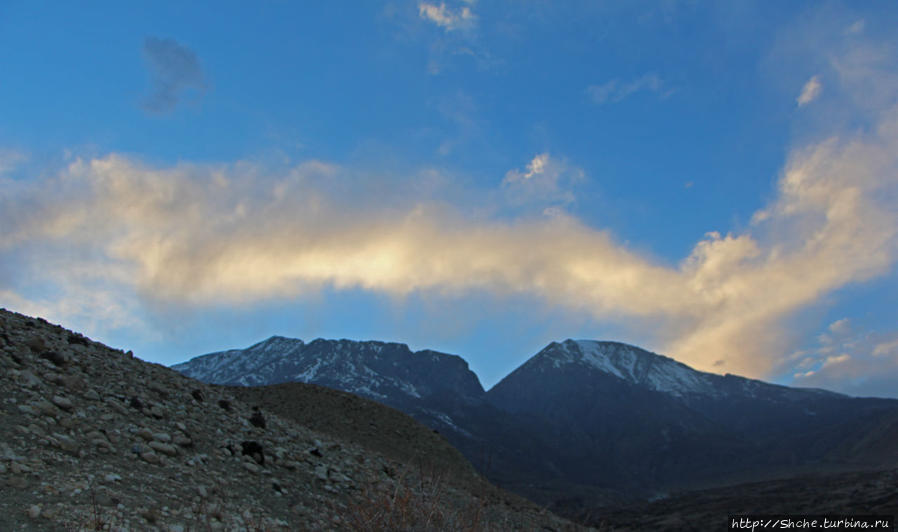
[0,308,581,531]
[592,467,898,531]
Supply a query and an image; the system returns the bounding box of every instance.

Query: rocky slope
[592,467,898,531]
[0,308,581,531]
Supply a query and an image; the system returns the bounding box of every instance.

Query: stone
[148,441,177,456]
[27,505,41,519]
[241,441,265,465]
[32,399,57,417]
[243,461,261,473]
[51,395,73,411]
[83,389,100,401]
[136,428,154,441]
[315,465,329,481]
[141,451,161,464]
[249,411,266,429]
[39,351,67,367]
[152,432,171,443]
[51,433,78,454]
[17,370,42,389]
[60,374,86,392]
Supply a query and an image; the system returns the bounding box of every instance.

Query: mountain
[486,339,898,508]
[0,308,580,530]
[173,336,489,441]
[173,335,898,520]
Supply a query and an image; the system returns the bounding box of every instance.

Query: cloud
[142,36,205,114]
[873,339,898,357]
[792,319,898,397]
[0,149,27,176]
[2,28,898,388]
[797,75,822,106]
[845,19,865,35]
[418,2,476,32]
[502,153,584,208]
[587,74,672,105]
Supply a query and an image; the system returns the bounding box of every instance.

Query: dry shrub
[342,463,487,532]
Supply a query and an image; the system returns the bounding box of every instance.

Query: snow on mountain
[172,336,485,404]
[547,339,720,397]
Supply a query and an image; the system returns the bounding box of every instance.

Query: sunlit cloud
[797,75,822,106]
[418,2,476,32]
[2,33,897,389]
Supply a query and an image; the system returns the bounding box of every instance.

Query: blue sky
[2,1,897,396]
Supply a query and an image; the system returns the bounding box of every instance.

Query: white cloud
[587,74,672,105]
[504,153,549,182]
[418,2,475,32]
[797,75,822,106]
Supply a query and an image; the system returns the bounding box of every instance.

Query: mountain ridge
[173,332,898,519]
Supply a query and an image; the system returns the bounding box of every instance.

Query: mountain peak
[536,339,718,397]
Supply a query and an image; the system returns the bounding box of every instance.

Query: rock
[249,410,266,429]
[83,388,100,401]
[129,396,143,410]
[27,504,41,519]
[190,389,204,402]
[51,433,78,454]
[148,441,178,456]
[17,404,36,415]
[39,351,67,367]
[141,451,161,464]
[315,465,329,481]
[32,399,57,417]
[152,432,172,443]
[17,370,42,389]
[60,374,86,392]
[26,337,47,353]
[51,395,73,411]
[66,333,89,346]
[243,461,261,473]
[241,441,265,465]
[104,473,122,483]
[173,434,193,448]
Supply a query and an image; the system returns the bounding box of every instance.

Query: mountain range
[174,335,898,518]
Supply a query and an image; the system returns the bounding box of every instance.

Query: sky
[2,1,898,396]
